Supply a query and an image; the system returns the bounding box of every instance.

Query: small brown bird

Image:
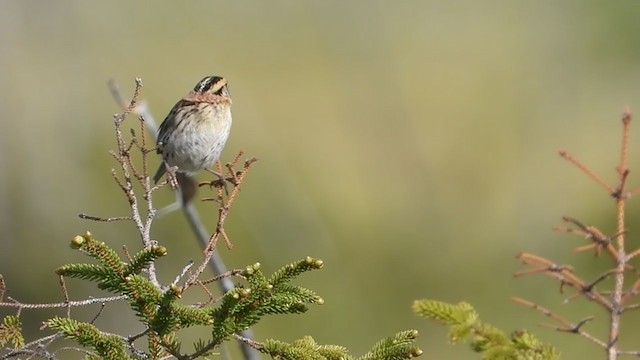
[153,76,232,185]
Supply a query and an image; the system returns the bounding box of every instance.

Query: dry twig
[515,110,640,360]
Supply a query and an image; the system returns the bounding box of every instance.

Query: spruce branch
[414,299,558,359]
[18,232,337,359]
[0,316,24,349]
[46,317,134,360]
[261,332,422,360]
[515,109,640,359]
[358,330,421,360]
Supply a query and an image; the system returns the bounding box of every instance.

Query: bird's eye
[217,84,229,96]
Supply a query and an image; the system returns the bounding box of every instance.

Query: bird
[153,76,232,187]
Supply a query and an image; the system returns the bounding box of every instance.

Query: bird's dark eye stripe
[194,76,226,94]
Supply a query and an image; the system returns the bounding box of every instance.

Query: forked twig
[511,297,606,348]
[181,155,258,293]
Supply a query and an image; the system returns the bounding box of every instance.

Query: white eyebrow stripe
[209,78,227,93]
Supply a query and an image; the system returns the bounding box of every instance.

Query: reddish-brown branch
[0,274,5,303]
[180,154,258,293]
[559,150,614,193]
[617,109,631,182]
[606,109,633,360]
[621,278,640,303]
[519,110,639,360]
[515,252,612,309]
[58,276,71,318]
[555,217,619,258]
[511,297,607,348]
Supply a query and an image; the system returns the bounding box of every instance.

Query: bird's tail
[152,162,167,184]
[156,172,198,217]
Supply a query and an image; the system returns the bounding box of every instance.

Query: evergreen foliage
[413,300,559,360]
[0,231,422,359]
[0,316,24,349]
[47,317,133,360]
[262,331,422,360]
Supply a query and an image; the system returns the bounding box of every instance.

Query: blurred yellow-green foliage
[3,1,640,359]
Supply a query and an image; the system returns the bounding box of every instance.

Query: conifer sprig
[414,299,558,359]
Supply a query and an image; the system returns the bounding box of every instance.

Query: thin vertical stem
[609,110,632,360]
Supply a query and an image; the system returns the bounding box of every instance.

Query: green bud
[152,245,167,256]
[170,284,182,298]
[71,235,85,249]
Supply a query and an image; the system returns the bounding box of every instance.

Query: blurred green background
[3,1,640,359]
